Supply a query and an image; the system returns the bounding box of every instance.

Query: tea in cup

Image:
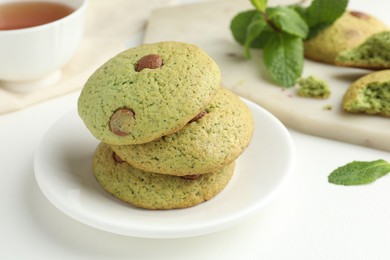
[0,0,88,92]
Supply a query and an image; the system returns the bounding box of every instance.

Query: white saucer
[34,99,295,238]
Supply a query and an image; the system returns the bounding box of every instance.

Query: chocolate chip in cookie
[109,108,135,136]
[135,54,163,72]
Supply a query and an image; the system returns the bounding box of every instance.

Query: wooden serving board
[143,0,390,152]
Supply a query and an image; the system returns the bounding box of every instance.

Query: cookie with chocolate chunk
[93,143,235,210]
[111,88,254,176]
[78,41,221,145]
[304,11,388,64]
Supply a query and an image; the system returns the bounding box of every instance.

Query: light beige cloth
[0,0,178,114]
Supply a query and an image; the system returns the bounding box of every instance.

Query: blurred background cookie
[343,70,390,117]
[304,11,388,64]
[336,31,390,69]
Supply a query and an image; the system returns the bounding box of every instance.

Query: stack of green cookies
[78,41,254,209]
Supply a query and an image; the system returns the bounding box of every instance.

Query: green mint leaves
[244,17,267,58]
[263,32,303,87]
[305,0,348,26]
[267,7,308,39]
[230,0,348,87]
[231,11,265,49]
[328,159,390,186]
[298,0,349,39]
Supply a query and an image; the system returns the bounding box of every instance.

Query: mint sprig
[230,0,348,87]
[328,159,390,186]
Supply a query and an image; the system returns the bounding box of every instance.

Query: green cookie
[343,70,390,117]
[93,143,235,210]
[111,88,254,176]
[304,11,388,64]
[78,41,221,145]
[336,31,390,69]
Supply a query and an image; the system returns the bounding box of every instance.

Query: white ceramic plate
[34,99,295,238]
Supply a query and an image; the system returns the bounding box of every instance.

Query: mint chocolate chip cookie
[110,88,254,176]
[78,41,221,145]
[93,143,235,210]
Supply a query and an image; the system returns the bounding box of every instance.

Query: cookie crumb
[323,104,333,110]
[296,76,331,99]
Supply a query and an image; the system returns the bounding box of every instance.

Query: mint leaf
[267,6,308,39]
[290,0,348,39]
[288,4,305,17]
[328,159,390,186]
[250,0,267,12]
[230,11,271,50]
[230,10,259,46]
[263,32,303,87]
[305,0,348,27]
[306,22,332,39]
[250,29,274,49]
[244,18,267,58]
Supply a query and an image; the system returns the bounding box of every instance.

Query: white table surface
[1,0,390,259]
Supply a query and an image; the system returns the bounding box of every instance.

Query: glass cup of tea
[0,0,88,92]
